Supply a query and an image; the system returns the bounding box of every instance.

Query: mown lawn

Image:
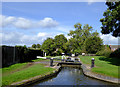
[2,61,55,86]
[79,55,119,78]
[2,63,28,76]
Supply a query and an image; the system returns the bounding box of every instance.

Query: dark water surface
[31,67,116,86]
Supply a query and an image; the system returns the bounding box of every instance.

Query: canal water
[31,67,116,86]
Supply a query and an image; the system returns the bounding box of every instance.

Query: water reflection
[31,67,116,86]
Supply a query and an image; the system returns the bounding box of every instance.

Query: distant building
[109,45,120,51]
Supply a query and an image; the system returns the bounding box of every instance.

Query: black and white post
[50,58,53,67]
[91,58,95,68]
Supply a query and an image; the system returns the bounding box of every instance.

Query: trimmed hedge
[2,46,43,67]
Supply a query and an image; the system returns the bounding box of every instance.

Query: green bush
[96,46,112,57]
[110,48,120,58]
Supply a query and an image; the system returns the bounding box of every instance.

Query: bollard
[61,55,64,61]
[91,58,95,68]
[50,58,53,67]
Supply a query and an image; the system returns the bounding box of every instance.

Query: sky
[0,2,119,47]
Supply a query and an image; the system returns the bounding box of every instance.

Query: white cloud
[1,31,52,46]
[0,15,59,29]
[1,30,69,46]
[66,35,72,40]
[87,0,95,5]
[99,33,119,45]
[37,32,47,37]
[13,17,33,29]
[39,17,58,28]
[87,0,105,5]
[2,31,118,47]
[0,15,16,27]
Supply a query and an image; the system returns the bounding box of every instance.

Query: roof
[110,45,120,49]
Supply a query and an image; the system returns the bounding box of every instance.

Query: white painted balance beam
[37,56,46,59]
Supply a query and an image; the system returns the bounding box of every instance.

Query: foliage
[63,41,71,54]
[15,45,28,62]
[41,35,68,56]
[68,23,93,54]
[54,34,67,48]
[68,23,103,54]
[41,38,55,56]
[84,36,103,54]
[15,45,42,63]
[41,23,104,55]
[56,48,63,56]
[36,44,41,48]
[100,1,120,37]
[24,45,27,48]
[110,48,120,58]
[32,44,36,48]
[96,46,112,57]
[79,55,118,78]
[54,34,67,54]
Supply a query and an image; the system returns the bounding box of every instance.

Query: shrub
[110,48,120,58]
[96,46,112,57]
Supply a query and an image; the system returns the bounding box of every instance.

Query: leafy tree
[68,38,78,53]
[41,38,55,56]
[32,44,36,48]
[84,36,103,54]
[24,45,27,48]
[54,34,67,53]
[56,48,63,55]
[41,23,104,55]
[63,41,71,53]
[36,44,41,48]
[68,23,93,54]
[100,1,120,37]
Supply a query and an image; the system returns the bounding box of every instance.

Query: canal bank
[58,61,119,84]
[79,56,119,84]
[11,66,61,86]
[10,60,118,86]
[81,64,119,84]
[31,67,116,86]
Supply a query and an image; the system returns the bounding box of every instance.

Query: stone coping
[81,64,119,84]
[9,62,119,86]
[11,66,61,86]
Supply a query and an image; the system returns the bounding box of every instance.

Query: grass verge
[79,55,118,78]
[2,62,55,86]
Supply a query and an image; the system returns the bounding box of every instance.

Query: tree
[36,44,41,48]
[54,34,67,54]
[68,23,93,54]
[84,36,103,54]
[100,1,120,37]
[63,41,71,54]
[41,38,55,56]
[32,44,36,48]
